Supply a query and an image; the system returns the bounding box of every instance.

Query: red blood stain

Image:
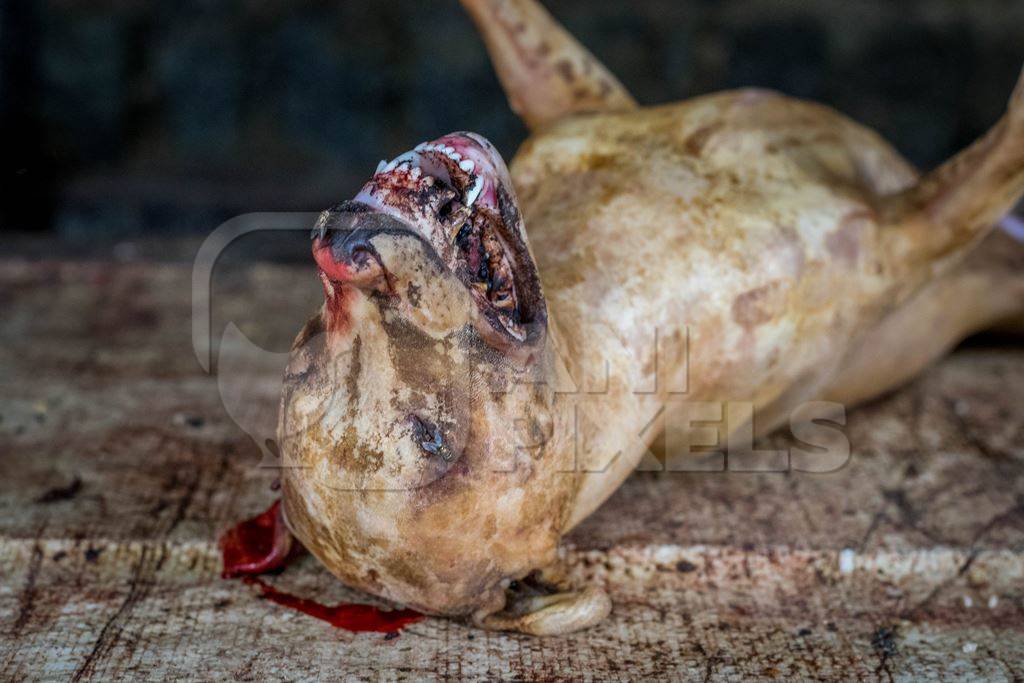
[243,576,423,633]
[219,500,294,578]
[220,500,423,634]
[316,269,352,335]
[313,238,353,283]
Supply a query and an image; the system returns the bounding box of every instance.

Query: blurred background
[2,0,1022,245]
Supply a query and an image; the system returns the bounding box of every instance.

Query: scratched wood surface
[1,256,1023,681]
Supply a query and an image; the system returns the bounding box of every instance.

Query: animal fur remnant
[275,0,1024,634]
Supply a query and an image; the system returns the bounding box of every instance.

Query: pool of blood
[220,500,423,634]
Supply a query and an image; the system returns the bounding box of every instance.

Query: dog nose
[311,201,411,288]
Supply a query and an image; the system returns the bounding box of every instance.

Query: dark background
[2,0,1022,242]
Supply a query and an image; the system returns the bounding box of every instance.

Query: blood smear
[220,500,423,634]
[243,576,423,633]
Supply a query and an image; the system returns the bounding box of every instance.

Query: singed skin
[278,0,1024,635]
[512,95,1024,522]
[513,92,927,524]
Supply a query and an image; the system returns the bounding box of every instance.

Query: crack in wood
[71,545,162,682]
[7,529,44,638]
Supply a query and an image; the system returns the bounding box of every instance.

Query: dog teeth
[376,143,482,204]
[391,151,418,166]
[450,217,468,241]
[413,142,463,161]
[464,175,483,207]
[441,145,463,162]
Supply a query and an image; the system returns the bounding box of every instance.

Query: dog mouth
[314,132,534,343]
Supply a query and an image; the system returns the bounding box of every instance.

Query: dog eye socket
[409,414,454,462]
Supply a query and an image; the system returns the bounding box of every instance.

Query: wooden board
[1,257,1022,680]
